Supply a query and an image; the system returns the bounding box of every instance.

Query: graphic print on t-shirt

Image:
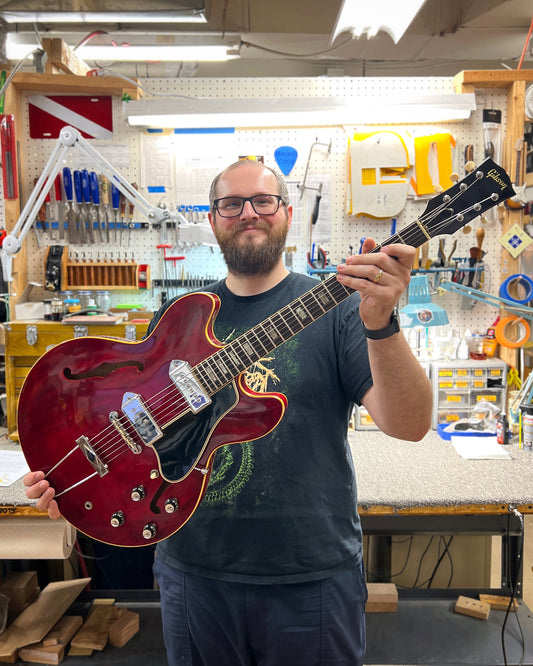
[202,326,297,508]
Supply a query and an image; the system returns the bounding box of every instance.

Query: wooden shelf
[11,72,140,98]
[454,69,533,93]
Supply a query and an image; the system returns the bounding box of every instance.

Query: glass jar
[469,334,487,360]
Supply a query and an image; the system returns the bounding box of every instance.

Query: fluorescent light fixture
[76,44,236,62]
[0,10,206,23]
[125,94,476,129]
[331,0,426,44]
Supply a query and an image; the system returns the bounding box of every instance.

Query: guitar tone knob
[164,498,179,513]
[131,485,146,502]
[142,523,157,540]
[110,511,125,527]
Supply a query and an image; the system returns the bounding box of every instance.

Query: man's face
[209,162,292,276]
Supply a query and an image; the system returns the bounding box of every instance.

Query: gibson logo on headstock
[487,168,510,191]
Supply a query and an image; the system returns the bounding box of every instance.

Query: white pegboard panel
[12,77,509,331]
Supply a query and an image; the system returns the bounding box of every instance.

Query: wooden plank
[11,72,140,99]
[70,602,121,651]
[479,594,518,611]
[42,616,83,647]
[108,610,140,647]
[454,595,490,620]
[366,583,398,612]
[19,615,83,664]
[41,39,90,77]
[0,572,38,605]
[0,578,90,663]
[454,70,533,93]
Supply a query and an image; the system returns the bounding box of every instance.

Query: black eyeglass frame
[213,194,285,218]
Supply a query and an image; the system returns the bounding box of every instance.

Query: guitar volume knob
[131,485,146,502]
[164,498,179,513]
[110,511,125,527]
[142,523,157,540]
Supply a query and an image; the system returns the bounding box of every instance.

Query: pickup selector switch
[164,498,179,513]
[131,485,146,501]
[142,523,157,540]
[110,511,125,527]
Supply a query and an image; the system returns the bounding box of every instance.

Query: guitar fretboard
[192,222,432,396]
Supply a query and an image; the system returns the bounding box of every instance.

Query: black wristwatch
[361,308,400,340]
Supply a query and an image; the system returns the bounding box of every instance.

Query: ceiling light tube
[0,10,206,23]
[77,44,236,62]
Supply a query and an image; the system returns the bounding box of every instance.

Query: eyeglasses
[214,194,285,218]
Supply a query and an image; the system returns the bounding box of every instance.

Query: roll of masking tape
[499,274,533,304]
[494,316,531,349]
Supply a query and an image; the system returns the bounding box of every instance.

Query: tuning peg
[450,172,459,183]
[434,184,444,193]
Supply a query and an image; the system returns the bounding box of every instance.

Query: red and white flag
[28,95,113,139]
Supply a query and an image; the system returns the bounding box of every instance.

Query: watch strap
[361,308,400,340]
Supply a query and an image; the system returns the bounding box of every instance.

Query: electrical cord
[502,506,526,666]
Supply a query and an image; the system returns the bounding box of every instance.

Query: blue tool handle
[89,171,100,205]
[81,169,91,203]
[111,183,120,209]
[63,167,73,202]
[73,170,82,203]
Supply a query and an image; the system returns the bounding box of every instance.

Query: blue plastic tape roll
[498,274,533,304]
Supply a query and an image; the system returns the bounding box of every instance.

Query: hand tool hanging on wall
[128,183,138,247]
[53,174,64,241]
[111,183,120,243]
[0,114,18,199]
[73,170,86,243]
[63,167,76,243]
[100,175,110,243]
[81,169,96,243]
[89,171,103,242]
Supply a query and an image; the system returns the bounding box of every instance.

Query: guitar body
[18,293,287,547]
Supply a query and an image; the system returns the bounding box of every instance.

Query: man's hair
[209,160,290,213]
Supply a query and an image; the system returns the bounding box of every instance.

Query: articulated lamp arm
[1,125,171,281]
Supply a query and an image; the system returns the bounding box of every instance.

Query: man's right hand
[23,471,61,519]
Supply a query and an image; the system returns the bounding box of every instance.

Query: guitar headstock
[421,157,514,240]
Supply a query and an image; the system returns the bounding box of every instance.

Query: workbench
[2,429,533,664]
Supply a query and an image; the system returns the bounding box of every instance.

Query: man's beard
[214,218,289,276]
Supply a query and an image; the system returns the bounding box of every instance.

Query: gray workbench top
[2,430,532,511]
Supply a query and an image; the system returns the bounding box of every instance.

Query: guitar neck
[195,221,431,395]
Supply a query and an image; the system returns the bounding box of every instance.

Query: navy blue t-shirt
[152,272,373,583]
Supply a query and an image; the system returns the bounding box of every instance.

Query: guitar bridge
[76,436,108,477]
[169,360,211,413]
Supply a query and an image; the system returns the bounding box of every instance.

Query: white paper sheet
[0,450,30,486]
[450,435,512,460]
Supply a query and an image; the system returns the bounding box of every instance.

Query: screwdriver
[111,182,120,243]
[54,174,64,241]
[63,167,77,243]
[89,171,103,243]
[81,169,95,243]
[128,182,138,247]
[73,170,86,243]
[100,175,110,243]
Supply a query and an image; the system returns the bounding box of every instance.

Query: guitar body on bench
[18,157,514,547]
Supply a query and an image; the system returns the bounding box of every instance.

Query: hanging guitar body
[18,156,514,547]
[18,292,286,547]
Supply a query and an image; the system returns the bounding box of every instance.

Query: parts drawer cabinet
[4,319,149,438]
[430,359,507,428]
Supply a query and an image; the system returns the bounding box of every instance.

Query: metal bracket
[25,324,38,346]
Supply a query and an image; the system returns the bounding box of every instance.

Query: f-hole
[64,360,144,380]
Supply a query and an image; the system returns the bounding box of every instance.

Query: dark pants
[153,556,367,666]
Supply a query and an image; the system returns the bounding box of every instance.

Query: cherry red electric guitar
[18,158,514,547]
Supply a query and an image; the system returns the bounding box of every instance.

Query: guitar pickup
[169,360,211,413]
[121,392,163,447]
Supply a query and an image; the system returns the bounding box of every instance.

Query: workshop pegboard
[14,76,509,333]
